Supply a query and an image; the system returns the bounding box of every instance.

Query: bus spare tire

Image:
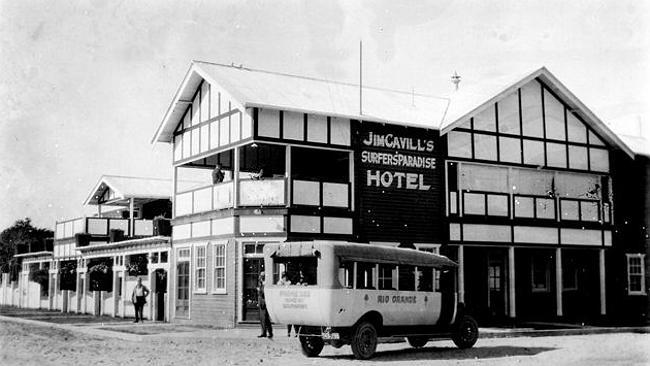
[351,321,378,360]
[299,335,324,357]
[452,315,479,349]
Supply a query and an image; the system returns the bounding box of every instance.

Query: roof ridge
[101,174,171,181]
[192,59,449,101]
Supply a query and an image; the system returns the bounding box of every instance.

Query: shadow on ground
[322,345,557,361]
[0,305,131,325]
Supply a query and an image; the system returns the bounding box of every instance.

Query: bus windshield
[273,256,317,285]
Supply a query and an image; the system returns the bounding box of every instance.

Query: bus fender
[354,311,383,332]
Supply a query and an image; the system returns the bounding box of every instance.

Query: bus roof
[265,241,458,269]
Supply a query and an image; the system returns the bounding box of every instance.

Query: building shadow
[321,345,556,361]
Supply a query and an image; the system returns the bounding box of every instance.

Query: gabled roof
[151,62,633,157]
[151,60,450,144]
[441,66,634,157]
[83,175,172,206]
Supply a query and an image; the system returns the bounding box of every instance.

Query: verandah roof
[83,175,172,207]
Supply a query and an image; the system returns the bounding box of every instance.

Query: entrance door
[155,269,167,321]
[175,262,189,318]
[243,257,264,321]
[487,258,506,318]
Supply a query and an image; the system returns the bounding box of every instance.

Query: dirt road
[1,319,648,365]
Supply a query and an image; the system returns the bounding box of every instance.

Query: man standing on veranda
[132,277,150,323]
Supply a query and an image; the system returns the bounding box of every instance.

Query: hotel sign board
[353,121,445,244]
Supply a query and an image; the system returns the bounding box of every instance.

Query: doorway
[487,256,506,319]
[243,257,264,321]
[464,247,509,324]
[154,269,167,321]
[175,262,189,318]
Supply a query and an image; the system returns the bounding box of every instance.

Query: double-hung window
[195,245,207,292]
[213,243,226,293]
[627,254,646,295]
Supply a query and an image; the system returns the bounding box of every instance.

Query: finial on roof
[451,71,461,91]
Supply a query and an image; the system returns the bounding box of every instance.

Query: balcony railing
[15,238,54,255]
[292,179,350,208]
[240,178,286,207]
[55,217,157,240]
[175,181,234,216]
[174,178,286,217]
[449,189,610,225]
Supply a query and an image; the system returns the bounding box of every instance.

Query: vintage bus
[263,241,479,360]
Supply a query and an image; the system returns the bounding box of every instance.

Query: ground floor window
[531,256,550,292]
[626,254,646,295]
[563,258,578,291]
[213,243,226,292]
[194,245,207,292]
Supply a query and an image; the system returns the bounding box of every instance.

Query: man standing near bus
[257,272,273,338]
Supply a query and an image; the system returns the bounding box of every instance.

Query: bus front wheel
[299,336,324,357]
[452,315,479,349]
[351,322,378,360]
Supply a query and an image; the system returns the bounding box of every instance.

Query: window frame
[211,242,227,294]
[531,257,551,293]
[626,254,646,295]
[194,244,207,294]
[562,260,579,291]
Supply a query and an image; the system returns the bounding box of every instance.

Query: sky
[0,0,648,231]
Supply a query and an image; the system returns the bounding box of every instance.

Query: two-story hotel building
[151,61,636,327]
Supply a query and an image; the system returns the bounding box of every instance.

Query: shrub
[29,268,50,297]
[88,260,112,292]
[59,260,77,291]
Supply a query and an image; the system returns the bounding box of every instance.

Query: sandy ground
[1,319,649,366]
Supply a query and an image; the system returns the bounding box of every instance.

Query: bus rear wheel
[299,335,324,357]
[351,322,378,360]
[407,336,429,348]
[452,315,479,349]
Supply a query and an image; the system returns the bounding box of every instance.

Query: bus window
[273,262,287,284]
[273,257,318,285]
[417,267,434,292]
[338,261,354,289]
[434,269,440,291]
[356,262,375,289]
[399,265,416,291]
[379,264,397,290]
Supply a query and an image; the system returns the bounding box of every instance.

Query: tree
[0,218,54,276]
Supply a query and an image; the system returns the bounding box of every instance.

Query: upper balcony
[174,177,351,217]
[55,216,170,241]
[174,142,353,218]
[14,238,54,256]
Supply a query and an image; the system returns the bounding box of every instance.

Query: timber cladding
[352,120,445,244]
[186,238,238,327]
